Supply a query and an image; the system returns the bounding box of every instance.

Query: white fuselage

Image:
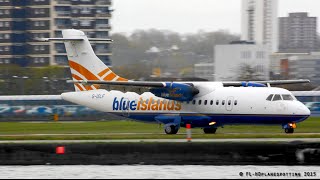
[61,82,310,128]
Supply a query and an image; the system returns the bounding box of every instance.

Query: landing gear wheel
[203,127,217,134]
[285,128,294,134]
[164,125,178,134]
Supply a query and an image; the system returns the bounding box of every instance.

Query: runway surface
[1,132,320,136]
[0,138,320,143]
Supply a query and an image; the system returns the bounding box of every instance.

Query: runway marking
[0,138,320,143]
[1,132,320,136]
[0,133,161,136]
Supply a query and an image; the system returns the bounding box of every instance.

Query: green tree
[237,63,264,81]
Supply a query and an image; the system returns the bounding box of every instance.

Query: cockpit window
[267,94,295,101]
[282,94,294,101]
[272,94,282,101]
[266,94,274,101]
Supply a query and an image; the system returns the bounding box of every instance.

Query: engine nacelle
[241,82,266,87]
[150,83,199,101]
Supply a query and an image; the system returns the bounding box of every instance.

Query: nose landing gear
[285,128,294,134]
[283,123,297,134]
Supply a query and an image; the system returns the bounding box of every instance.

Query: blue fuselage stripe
[112,112,309,128]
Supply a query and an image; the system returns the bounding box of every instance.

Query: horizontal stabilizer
[88,38,113,42]
[35,38,84,42]
[35,38,113,42]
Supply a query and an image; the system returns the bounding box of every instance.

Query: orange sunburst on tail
[69,60,128,91]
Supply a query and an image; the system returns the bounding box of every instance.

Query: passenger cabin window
[266,94,274,101]
[282,94,294,101]
[204,100,207,105]
[222,100,225,105]
[228,100,231,105]
[216,100,219,105]
[272,94,282,101]
[192,100,196,105]
[234,100,238,105]
[210,100,213,105]
[198,100,202,105]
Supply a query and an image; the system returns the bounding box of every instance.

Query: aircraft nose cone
[297,104,311,116]
[304,105,311,116]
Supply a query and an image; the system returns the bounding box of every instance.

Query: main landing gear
[283,122,296,134]
[163,116,181,135]
[203,127,217,134]
[164,124,179,134]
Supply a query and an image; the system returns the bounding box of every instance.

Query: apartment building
[0,0,112,67]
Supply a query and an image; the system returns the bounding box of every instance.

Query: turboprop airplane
[1,29,312,134]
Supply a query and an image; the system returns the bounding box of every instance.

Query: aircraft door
[225,96,234,111]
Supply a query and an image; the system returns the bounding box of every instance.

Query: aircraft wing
[291,91,320,96]
[223,79,310,87]
[70,79,310,88]
[68,79,310,101]
[70,80,166,87]
[69,80,199,101]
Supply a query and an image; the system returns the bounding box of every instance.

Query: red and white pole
[186,124,192,142]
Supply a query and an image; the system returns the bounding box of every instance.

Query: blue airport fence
[0,99,124,121]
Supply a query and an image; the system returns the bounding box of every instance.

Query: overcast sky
[111,0,320,35]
